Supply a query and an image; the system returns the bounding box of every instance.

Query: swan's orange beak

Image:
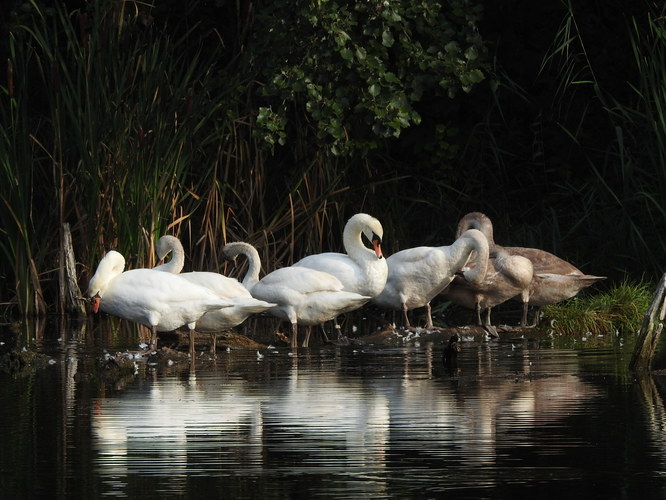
[372,235,384,259]
[91,295,101,313]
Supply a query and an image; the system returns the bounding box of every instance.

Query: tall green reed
[599,13,666,276]
[0,19,48,316]
[1,0,236,313]
[40,1,228,265]
[543,3,666,278]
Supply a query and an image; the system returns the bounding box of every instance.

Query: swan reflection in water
[92,374,265,482]
[91,345,601,494]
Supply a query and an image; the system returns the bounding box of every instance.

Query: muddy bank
[0,320,545,378]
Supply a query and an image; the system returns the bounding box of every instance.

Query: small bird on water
[442,334,461,366]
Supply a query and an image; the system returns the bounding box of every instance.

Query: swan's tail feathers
[334,293,372,315]
[206,299,234,312]
[228,297,277,314]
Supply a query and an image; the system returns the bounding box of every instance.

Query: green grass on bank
[541,280,653,336]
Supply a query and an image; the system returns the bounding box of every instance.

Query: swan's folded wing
[294,253,360,283]
[506,247,581,275]
[180,271,250,299]
[258,266,344,293]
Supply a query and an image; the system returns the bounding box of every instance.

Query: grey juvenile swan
[455,212,606,325]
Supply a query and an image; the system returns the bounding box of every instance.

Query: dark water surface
[1,319,666,499]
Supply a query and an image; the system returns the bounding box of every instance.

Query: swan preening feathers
[372,228,489,329]
[441,248,533,326]
[153,235,276,352]
[87,211,605,352]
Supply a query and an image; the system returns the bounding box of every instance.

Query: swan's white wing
[296,250,388,297]
[194,295,276,331]
[295,291,370,325]
[102,270,232,331]
[295,252,354,272]
[387,246,443,266]
[258,266,344,293]
[180,271,251,299]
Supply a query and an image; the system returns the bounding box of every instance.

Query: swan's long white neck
[223,242,262,289]
[448,229,489,285]
[343,214,383,262]
[155,235,185,274]
[87,250,126,297]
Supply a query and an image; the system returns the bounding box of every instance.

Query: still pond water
[1,318,666,499]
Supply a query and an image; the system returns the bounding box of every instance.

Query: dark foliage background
[0,0,663,316]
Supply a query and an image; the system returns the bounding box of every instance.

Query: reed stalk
[0,16,48,316]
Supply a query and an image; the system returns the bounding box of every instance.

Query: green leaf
[382,29,395,47]
[464,45,478,61]
[340,47,354,61]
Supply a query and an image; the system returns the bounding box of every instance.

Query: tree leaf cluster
[250,0,487,155]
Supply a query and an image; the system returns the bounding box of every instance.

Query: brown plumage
[442,249,533,326]
[454,212,606,326]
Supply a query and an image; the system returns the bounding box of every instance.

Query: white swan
[455,212,606,325]
[223,242,370,348]
[293,213,388,297]
[153,236,276,352]
[441,249,534,326]
[86,250,232,353]
[372,228,490,329]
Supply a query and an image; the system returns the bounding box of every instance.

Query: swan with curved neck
[154,235,186,273]
[154,236,276,352]
[455,212,605,325]
[442,248,534,326]
[372,228,490,329]
[220,241,263,291]
[223,241,369,348]
[87,250,232,353]
[293,213,388,298]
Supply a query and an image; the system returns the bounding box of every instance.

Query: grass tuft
[541,280,652,336]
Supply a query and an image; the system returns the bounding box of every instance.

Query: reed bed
[0,0,416,316]
[538,4,666,278]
